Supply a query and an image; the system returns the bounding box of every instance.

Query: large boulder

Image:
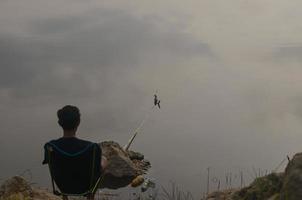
[280,153,302,200]
[99,141,151,189]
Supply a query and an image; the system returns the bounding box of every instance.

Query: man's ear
[58,120,63,127]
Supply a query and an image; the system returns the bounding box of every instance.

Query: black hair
[57,105,81,130]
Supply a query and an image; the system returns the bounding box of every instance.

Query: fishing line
[124,105,156,151]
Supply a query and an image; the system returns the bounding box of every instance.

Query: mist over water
[1,0,302,198]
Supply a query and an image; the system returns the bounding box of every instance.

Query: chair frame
[46,144,104,200]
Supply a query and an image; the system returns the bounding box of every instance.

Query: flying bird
[154,94,161,109]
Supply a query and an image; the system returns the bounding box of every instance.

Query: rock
[206,189,237,200]
[232,173,283,200]
[128,151,144,160]
[268,194,280,200]
[204,152,302,200]
[32,188,62,200]
[280,153,302,200]
[99,141,151,189]
[132,159,151,172]
[206,173,283,200]
[0,176,61,200]
[0,176,33,200]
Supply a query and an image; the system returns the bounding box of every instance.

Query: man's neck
[63,130,76,138]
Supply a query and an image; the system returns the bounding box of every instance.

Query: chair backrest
[46,142,101,196]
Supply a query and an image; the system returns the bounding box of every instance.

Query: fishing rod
[124,93,161,151]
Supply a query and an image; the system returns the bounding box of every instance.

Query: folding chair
[45,142,103,200]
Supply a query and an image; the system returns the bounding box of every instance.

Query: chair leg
[87,194,95,200]
[62,195,69,200]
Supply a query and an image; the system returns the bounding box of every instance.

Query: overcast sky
[1,0,302,197]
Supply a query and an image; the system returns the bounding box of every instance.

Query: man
[43,105,107,200]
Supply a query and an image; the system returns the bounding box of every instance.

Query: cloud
[273,45,302,62]
[0,9,213,110]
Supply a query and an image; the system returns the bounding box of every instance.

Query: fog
[1,0,302,197]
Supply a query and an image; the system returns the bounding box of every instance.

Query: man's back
[43,137,102,196]
[43,137,92,164]
[43,137,100,164]
[50,137,93,152]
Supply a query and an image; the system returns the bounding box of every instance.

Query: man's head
[57,105,81,131]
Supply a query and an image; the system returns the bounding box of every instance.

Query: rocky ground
[205,152,302,200]
[3,144,302,200]
[0,176,61,200]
